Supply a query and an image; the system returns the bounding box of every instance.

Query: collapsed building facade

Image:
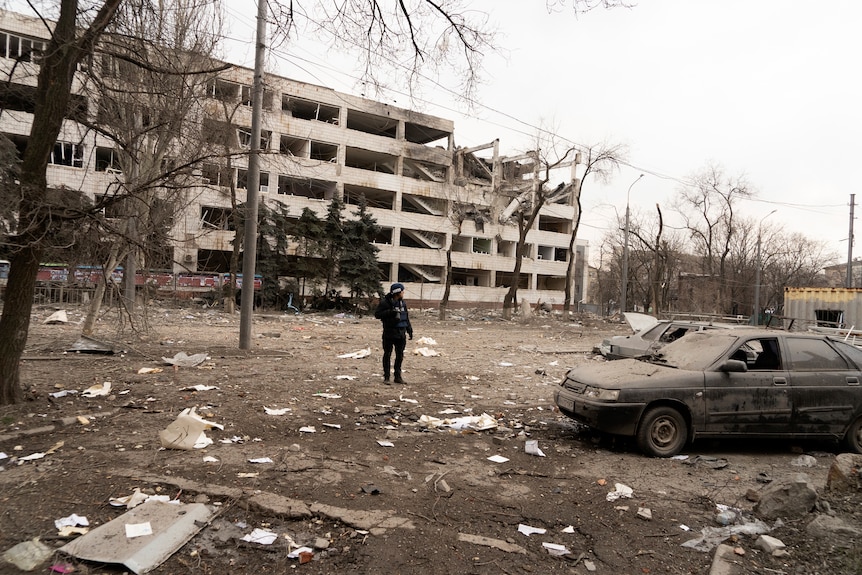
[0,9,589,308]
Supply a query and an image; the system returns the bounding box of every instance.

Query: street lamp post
[753,209,777,325]
[621,174,644,317]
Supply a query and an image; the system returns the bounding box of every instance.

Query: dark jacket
[375,294,413,339]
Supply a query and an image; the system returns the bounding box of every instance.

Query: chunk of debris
[44,310,69,324]
[457,533,526,554]
[158,407,223,450]
[59,500,216,575]
[161,352,207,368]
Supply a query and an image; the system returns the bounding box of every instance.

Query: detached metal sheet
[60,500,216,574]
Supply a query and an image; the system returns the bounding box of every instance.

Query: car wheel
[843,416,862,454]
[636,406,688,457]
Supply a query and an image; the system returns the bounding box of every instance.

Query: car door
[702,337,793,434]
[786,336,860,434]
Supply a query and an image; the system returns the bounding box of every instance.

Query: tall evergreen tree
[322,195,347,295]
[340,196,382,306]
[290,207,327,301]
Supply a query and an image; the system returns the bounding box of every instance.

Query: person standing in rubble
[374,282,413,384]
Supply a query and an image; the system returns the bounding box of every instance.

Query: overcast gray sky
[202,1,862,265]
[6,0,852,262]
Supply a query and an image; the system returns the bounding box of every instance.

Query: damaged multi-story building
[0,8,589,309]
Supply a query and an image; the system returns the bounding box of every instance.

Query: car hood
[624,312,659,333]
[565,358,701,390]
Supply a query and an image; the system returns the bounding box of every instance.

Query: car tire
[636,406,688,457]
[843,416,862,454]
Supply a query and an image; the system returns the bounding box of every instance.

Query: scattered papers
[248,457,273,464]
[161,352,208,368]
[82,381,112,397]
[110,488,171,509]
[399,395,419,404]
[681,519,772,552]
[322,423,341,429]
[525,440,546,457]
[288,546,315,559]
[180,384,217,391]
[518,524,547,536]
[499,361,514,367]
[334,375,356,380]
[125,522,153,539]
[237,473,259,478]
[413,347,441,357]
[416,336,437,345]
[299,426,316,433]
[337,348,371,359]
[313,393,342,399]
[562,525,575,533]
[419,413,498,431]
[19,452,47,462]
[44,310,69,324]
[55,514,89,530]
[264,407,291,416]
[242,528,278,545]
[137,368,163,375]
[606,483,634,502]
[438,408,459,415]
[50,390,77,398]
[158,407,223,450]
[377,440,395,447]
[487,455,509,463]
[202,456,219,463]
[542,542,571,556]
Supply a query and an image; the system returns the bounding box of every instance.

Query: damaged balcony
[277,175,337,200]
[402,157,447,182]
[345,147,397,174]
[398,264,442,283]
[404,121,450,147]
[345,184,394,210]
[399,229,444,250]
[282,96,340,124]
[401,194,447,216]
[346,108,397,138]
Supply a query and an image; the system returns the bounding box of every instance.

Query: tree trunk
[438,248,452,320]
[0,246,42,403]
[82,245,126,335]
[0,0,122,404]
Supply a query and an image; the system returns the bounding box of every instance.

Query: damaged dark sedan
[554,330,862,457]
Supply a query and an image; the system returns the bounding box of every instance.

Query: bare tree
[0,0,620,404]
[562,143,625,313]
[673,163,751,315]
[499,145,578,319]
[0,0,122,405]
[79,0,226,333]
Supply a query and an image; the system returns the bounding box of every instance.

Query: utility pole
[239,0,267,349]
[753,210,776,325]
[847,193,855,289]
[621,174,644,316]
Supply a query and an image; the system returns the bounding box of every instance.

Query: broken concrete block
[826,453,862,493]
[3,538,53,571]
[754,473,817,520]
[806,514,862,539]
[755,534,786,554]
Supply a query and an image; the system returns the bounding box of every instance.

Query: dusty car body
[599,312,744,360]
[556,329,862,457]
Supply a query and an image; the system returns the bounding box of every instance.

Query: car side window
[831,340,862,368]
[786,338,849,371]
[751,338,782,370]
[661,326,690,343]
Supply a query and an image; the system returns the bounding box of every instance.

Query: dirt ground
[1,301,861,575]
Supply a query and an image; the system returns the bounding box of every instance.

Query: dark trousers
[382,333,406,378]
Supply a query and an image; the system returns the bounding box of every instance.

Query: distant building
[0,8,589,309]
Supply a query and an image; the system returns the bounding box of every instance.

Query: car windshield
[644,331,738,370]
[640,322,669,342]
